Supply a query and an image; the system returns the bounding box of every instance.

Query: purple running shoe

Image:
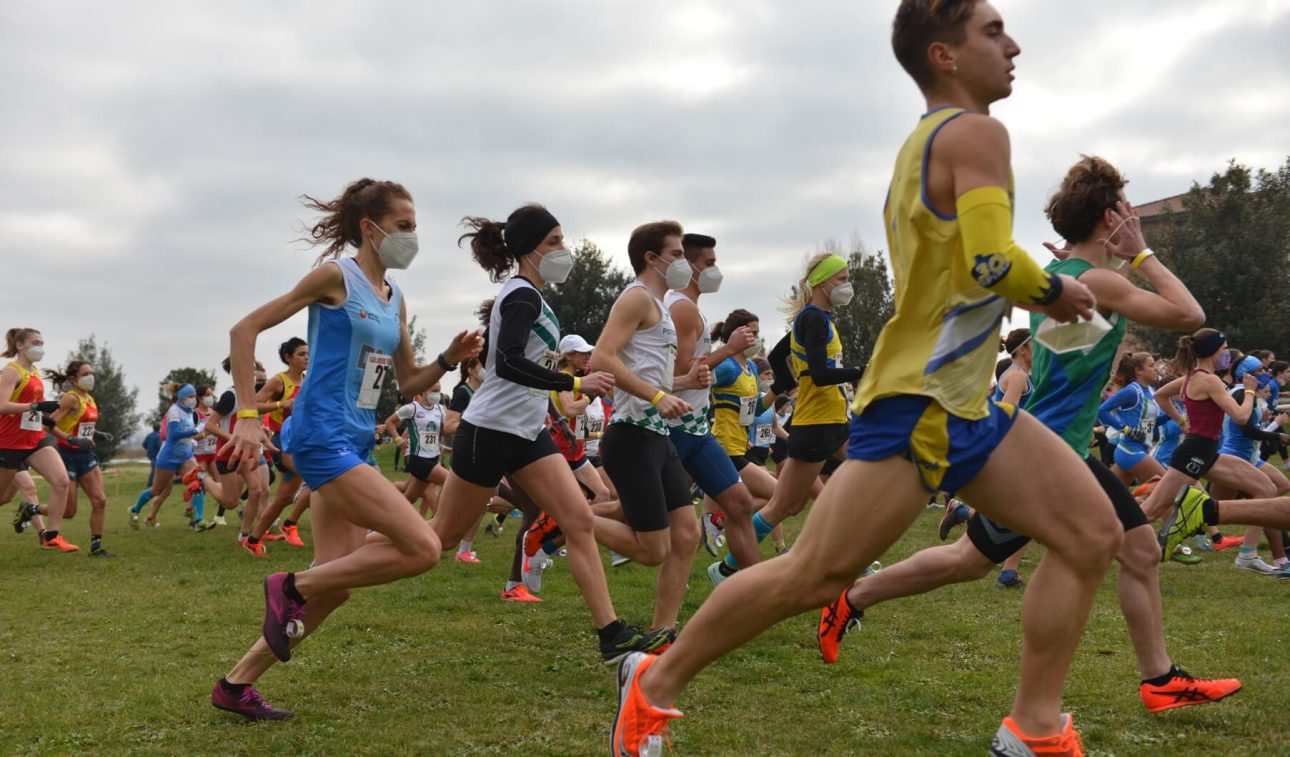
[211,681,294,721]
[263,572,306,662]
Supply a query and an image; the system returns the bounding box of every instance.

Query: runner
[431,203,662,660]
[211,177,482,721]
[207,358,273,544]
[130,383,200,529]
[47,360,112,556]
[3,328,76,551]
[611,5,1119,754]
[384,387,448,518]
[1099,353,1165,486]
[251,337,309,540]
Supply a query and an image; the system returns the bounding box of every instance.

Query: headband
[807,254,848,287]
[503,207,560,260]
[1193,330,1226,358]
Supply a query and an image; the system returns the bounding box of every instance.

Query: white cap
[559,334,594,354]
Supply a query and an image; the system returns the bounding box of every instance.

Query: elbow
[1182,306,1205,331]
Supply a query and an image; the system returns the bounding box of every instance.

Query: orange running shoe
[41,533,80,552]
[242,540,267,558]
[818,589,861,664]
[612,652,682,757]
[991,713,1083,756]
[1139,668,1241,713]
[500,585,543,603]
[1132,477,1161,500]
[262,532,286,542]
[182,467,202,487]
[281,524,305,548]
[1212,534,1244,551]
[524,513,561,558]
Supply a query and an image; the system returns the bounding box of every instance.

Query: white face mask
[758,378,773,393]
[829,282,855,308]
[202,395,215,408]
[369,219,419,269]
[181,396,197,409]
[653,255,691,290]
[77,374,95,391]
[693,264,723,294]
[425,392,442,405]
[743,337,763,358]
[25,345,44,362]
[536,248,575,285]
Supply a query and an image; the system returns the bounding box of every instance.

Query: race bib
[738,395,757,426]
[573,414,587,440]
[77,421,96,438]
[358,351,393,410]
[540,349,560,372]
[588,416,605,436]
[20,409,42,432]
[420,429,439,452]
[754,424,774,447]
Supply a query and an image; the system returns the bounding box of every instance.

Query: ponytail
[44,360,90,390]
[160,381,181,400]
[1112,352,1150,390]
[3,327,39,358]
[1169,335,1197,376]
[300,178,413,265]
[459,203,559,283]
[781,252,836,318]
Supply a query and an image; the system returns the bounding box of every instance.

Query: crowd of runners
[2,2,1283,755]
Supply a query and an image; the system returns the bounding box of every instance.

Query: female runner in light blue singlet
[210,179,482,722]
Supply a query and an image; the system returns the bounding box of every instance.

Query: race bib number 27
[358,351,394,410]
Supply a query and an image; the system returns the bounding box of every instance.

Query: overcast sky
[4,0,1287,429]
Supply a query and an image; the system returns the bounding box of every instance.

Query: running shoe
[12,501,35,534]
[129,511,140,530]
[485,522,504,538]
[243,540,267,558]
[281,524,305,548]
[1139,668,1241,713]
[262,572,306,662]
[706,561,730,588]
[612,652,683,757]
[995,569,1023,589]
[1132,477,1161,500]
[650,627,677,654]
[262,531,286,542]
[524,512,561,558]
[1169,545,1202,565]
[88,547,115,558]
[991,713,1083,757]
[41,533,79,552]
[601,624,670,665]
[1234,553,1278,575]
[143,518,160,530]
[1212,533,1244,551]
[500,585,542,603]
[701,512,726,556]
[210,681,294,721]
[522,550,553,594]
[213,515,228,527]
[1191,534,1214,552]
[818,588,862,664]
[454,550,482,565]
[1275,564,1290,581]
[938,499,966,541]
[611,551,631,568]
[1158,486,1208,560]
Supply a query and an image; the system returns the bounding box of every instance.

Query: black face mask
[254,381,266,392]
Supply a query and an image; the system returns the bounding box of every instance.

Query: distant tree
[788,237,896,374]
[1134,157,1290,358]
[378,315,430,424]
[154,367,218,421]
[59,335,141,463]
[544,240,633,345]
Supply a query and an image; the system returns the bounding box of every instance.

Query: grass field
[2,448,1289,756]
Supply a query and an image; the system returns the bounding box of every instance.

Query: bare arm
[1154,378,1186,427]
[1199,373,1256,425]
[999,371,1026,407]
[0,367,30,415]
[254,374,287,415]
[596,288,692,418]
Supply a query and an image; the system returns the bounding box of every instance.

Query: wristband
[650,390,666,407]
[236,409,260,420]
[1130,248,1154,268]
[275,400,282,410]
[436,353,455,371]
[572,376,581,395]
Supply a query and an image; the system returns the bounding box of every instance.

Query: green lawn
[2,450,1289,755]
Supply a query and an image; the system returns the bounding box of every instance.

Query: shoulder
[938,112,1009,153]
[500,284,543,309]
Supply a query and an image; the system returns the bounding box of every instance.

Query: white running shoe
[1234,554,1279,575]
[523,551,553,594]
[213,515,228,527]
[707,561,728,587]
[610,551,630,567]
[701,513,725,556]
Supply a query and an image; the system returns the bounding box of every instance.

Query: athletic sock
[541,538,558,555]
[504,580,522,592]
[217,506,227,517]
[90,535,102,552]
[1201,498,1219,526]
[284,573,306,603]
[1238,546,1257,557]
[191,491,205,522]
[458,540,473,554]
[282,519,296,528]
[597,619,627,643]
[43,530,60,542]
[247,535,261,545]
[1142,665,1180,686]
[219,678,248,696]
[23,502,40,518]
[495,512,507,526]
[752,511,775,541]
[131,489,153,513]
[717,561,737,577]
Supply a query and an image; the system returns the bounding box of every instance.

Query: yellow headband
[807,254,847,287]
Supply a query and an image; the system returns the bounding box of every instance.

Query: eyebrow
[983,20,1003,33]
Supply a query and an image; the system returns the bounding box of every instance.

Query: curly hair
[1044,156,1127,244]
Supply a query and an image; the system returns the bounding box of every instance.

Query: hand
[726,326,756,354]
[1242,373,1259,391]
[444,329,485,365]
[655,394,692,420]
[690,361,712,389]
[281,398,295,412]
[1097,201,1147,264]
[33,401,60,414]
[396,437,409,451]
[1280,433,1290,446]
[579,371,615,397]
[1035,274,1096,324]
[227,417,264,472]
[1042,241,1073,261]
[1122,426,1147,444]
[1276,413,1289,426]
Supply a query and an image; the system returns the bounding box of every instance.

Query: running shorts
[967,456,1150,563]
[745,446,770,466]
[601,423,691,532]
[847,395,1017,495]
[405,455,440,483]
[1170,435,1220,478]
[668,429,740,498]
[786,423,848,463]
[450,421,559,489]
[155,444,194,472]
[1113,444,1149,471]
[58,447,100,481]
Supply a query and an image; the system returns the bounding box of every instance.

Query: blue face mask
[1214,350,1232,372]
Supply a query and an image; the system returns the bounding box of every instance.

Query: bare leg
[652,508,702,629]
[26,446,72,531]
[845,535,995,611]
[1115,525,1170,679]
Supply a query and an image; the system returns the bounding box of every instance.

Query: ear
[928,41,956,76]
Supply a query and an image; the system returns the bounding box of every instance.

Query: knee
[674,512,702,547]
[959,552,996,582]
[720,487,756,518]
[91,496,107,511]
[1078,515,1123,568]
[637,537,671,567]
[558,505,594,537]
[407,530,442,573]
[1119,528,1161,572]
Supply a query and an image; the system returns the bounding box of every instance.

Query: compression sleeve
[768,333,795,395]
[493,287,575,392]
[167,419,196,441]
[957,187,1061,305]
[1097,385,1139,430]
[449,386,471,413]
[798,309,864,387]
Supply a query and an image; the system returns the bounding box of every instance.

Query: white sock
[459,540,473,553]
[505,580,521,591]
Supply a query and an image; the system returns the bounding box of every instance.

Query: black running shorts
[786,423,848,463]
[1170,435,1221,478]
[600,423,692,533]
[405,455,440,483]
[451,421,559,489]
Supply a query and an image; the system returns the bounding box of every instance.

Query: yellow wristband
[650,390,666,406]
[235,409,259,420]
[572,376,581,395]
[1130,248,1155,268]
